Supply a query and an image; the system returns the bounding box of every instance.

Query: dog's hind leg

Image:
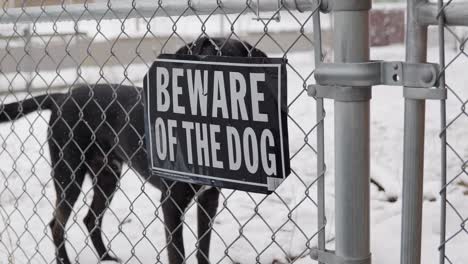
[83,156,121,262]
[196,187,220,264]
[161,181,196,264]
[49,164,86,264]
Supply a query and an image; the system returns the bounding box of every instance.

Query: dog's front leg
[161,183,192,264]
[196,187,220,264]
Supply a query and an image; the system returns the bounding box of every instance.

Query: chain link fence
[3,0,468,264]
[438,1,468,263]
[0,1,326,263]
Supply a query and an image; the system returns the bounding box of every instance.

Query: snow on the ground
[0,43,467,264]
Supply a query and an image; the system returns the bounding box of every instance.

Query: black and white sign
[143,54,289,194]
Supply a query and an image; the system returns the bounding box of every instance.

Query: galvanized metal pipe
[333,2,371,261]
[437,0,447,263]
[0,0,317,24]
[401,0,428,263]
[313,1,326,262]
[417,2,468,26]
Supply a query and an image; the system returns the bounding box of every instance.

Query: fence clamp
[320,0,372,13]
[308,61,445,101]
[310,248,372,264]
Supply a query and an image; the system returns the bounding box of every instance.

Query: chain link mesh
[0,1,325,263]
[438,1,468,263]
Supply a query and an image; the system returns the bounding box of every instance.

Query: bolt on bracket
[310,248,372,264]
[308,61,445,101]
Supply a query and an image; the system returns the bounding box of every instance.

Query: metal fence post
[23,26,33,93]
[333,0,371,261]
[313,2,325,263]
[437,1,447,264]
[401,0,428,263]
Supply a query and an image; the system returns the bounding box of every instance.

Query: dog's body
[0,37,267,264]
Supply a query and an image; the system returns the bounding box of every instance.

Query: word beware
[155,68,268,122]
[144,55,290,193]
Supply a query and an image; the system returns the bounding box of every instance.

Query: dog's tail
[0,93,63,122]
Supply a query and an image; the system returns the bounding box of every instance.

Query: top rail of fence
[0,0,319,24]
[417,2,468,26]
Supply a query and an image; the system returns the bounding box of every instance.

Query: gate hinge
[310,249,372,264]
[308,61,445,101]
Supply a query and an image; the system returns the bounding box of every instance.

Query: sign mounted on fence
[143,54,289,193]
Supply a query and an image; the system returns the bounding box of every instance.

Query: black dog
[0,37,267,264]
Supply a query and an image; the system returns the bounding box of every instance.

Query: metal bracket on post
[308,85,371,102]
[308,61,445,101]
[320,0,372,13]
[311,249,372,264]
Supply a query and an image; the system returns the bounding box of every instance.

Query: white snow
[0,43,467,264]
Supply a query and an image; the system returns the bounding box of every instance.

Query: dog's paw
[101,258,121,264]
[386,195,398,203]
[100,254,121,263]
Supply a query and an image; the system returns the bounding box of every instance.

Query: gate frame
[400,0,428,263]
[331,2,372,263]
[404,0,468,263]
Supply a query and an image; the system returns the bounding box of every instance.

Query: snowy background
[0,5,468,264]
